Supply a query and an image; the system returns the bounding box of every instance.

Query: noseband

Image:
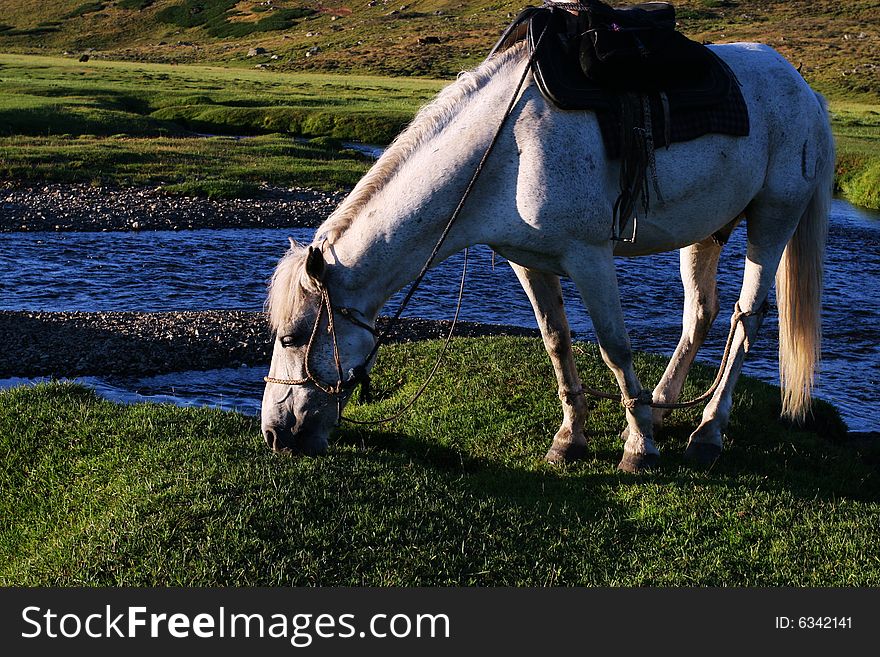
[263,281,376,399]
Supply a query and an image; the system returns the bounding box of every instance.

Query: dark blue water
[1,199,877,431]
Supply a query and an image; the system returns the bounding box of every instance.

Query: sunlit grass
[2,337,875,587]
[0,53,876,206]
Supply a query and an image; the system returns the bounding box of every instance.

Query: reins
[360,22,553,371]
[341,248,469,426]
[264,250,468,425]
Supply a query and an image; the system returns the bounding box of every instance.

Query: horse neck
[325,59,523,318]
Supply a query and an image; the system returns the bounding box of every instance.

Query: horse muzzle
[262,423,328,456]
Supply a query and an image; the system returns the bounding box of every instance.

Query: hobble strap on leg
[622,389,654,410]
[558,387,585,404]
[734,299,770,353]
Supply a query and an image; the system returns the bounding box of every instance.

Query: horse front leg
[509,262,589,463]
[565,246,658,472]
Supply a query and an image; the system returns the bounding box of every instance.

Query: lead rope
[362,24,552,370]
[342,248,469,426]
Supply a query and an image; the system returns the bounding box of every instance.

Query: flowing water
[1,200,877,431]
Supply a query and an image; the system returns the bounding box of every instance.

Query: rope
[578,301,768,410]
[362,25,552,369]
[337,21,554,424]
[343,248,469,425]
[264,22,553,427]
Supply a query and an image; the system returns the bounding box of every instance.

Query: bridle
[263,281,376,399]
[263,245,470,426]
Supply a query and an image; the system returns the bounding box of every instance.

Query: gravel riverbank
[0,182,345,232]
[0,310,538,378]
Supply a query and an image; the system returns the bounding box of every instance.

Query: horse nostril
[264,426,297,453]
[264,427,292,452]
[263,427,278,450]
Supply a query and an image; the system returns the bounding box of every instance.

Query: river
[1,199,877,431]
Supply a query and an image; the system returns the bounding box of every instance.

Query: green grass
[0,2,875,90]
[1,337,876,587]
[0,53,439,140]
[118,0,155,9]
[154,1,315,38]
[829,100,880,208]
[0,53,443,192]
[0,53,877,205]
[0,2,874,95]
[62,3,106,20]
[0,133,371,191]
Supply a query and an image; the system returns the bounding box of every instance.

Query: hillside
[0,1,877,98]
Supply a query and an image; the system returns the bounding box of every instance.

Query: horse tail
[775,92,834,423]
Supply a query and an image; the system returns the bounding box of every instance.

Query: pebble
[0,311,538,378]
[0,182,347,233]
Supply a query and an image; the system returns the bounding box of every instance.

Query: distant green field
[830,100,880,209]
[0,53,877,205]
[0,1,876,98]
[2,337,875,587]
[0,53,442,193]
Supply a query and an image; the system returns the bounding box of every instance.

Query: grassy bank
[2,337,876,587]
[832,100,880,209]
[1,53,877,205]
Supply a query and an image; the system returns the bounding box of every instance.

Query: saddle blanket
[492,4,750,159]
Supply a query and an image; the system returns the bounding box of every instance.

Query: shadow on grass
[332,400,879,507]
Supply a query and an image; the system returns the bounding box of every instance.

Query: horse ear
[288,237,303,250]
[305,246,326,283]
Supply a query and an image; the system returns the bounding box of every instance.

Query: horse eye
[280,333,307,349]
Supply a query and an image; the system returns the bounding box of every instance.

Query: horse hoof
[545,442,588,464]
[617,451,659,473]
[684,441,722,467]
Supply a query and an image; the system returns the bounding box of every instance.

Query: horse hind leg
[510,263,589,463]
[654,238,724,421]
[685,201,806,465]
[621,236,725,443]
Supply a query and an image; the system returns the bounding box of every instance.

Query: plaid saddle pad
[490,5,750,159]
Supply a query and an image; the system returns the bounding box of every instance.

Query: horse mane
[267,240,309,332]
[267,43,527,331]
[315,42,527,244]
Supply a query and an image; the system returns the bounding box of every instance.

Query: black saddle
[491,2,749,159]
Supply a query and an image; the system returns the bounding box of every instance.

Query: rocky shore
[0,181,540,382]
[0,310,538,378]
[0,182,346,232]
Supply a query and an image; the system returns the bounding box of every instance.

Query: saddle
[490,2,750,240]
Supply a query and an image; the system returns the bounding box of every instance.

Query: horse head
[261,241,376,455]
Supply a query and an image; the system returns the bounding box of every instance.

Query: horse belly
[609,134,765,257]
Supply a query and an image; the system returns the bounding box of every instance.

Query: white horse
[261,40,833,472]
